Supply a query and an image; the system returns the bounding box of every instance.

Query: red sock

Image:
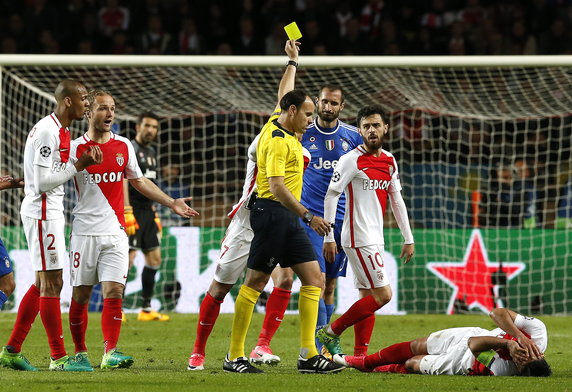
[6,285,40,352]
[69,299,88,353]
[192,292,223,355]
[364,341,414,369]
[39,296,66,359]
[331,295,380,336]
[373,363,410,374]
[353,314,375,356]
[102,298,123,353]
[257,287,291,347]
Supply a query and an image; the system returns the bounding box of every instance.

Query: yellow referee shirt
[256,116,304,202]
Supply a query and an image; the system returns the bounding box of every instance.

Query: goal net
[1,56,571,315]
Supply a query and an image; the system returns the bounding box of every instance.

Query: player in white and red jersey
[0,80,103,372]
[66,90,198,370]
[317,105,415,356]
[187,40,310,371]
[335,308,551,377]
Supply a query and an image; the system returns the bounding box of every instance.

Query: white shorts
[69,234,129,286]
[343,245,390,289]
[21,215,67,271]
[213,219,253,285]
[419,327,487,375]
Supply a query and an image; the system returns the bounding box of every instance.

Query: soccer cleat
[223,355,264,373]
[0,346,37,371]
[316,327,343,355]
[74,352,93,371]
[137,310,170,321]
[249,345,280,366]
[187,353,205,371]
[321,344,333,361]
[49,355,93,371]
[100,349,134,369]
[333,354,371,372]
[297,354,345,374]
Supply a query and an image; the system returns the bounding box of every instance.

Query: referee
[224,88,345,374]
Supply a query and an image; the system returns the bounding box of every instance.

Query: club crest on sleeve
[40,146,51,158]
[272,130,284,138]
[116,153,125,166]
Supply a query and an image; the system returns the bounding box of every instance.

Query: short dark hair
[318,84,345,103]
[138,111,159,125]
[520,358,552,377]
[279,89,309,111]
[356,105,388,127]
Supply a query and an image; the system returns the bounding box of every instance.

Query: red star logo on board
[427,230,525,314]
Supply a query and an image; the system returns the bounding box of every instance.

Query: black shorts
[129,207,161,252]
[247,198,317,274]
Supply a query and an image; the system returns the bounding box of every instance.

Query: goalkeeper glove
[154,211,163,237]
[124,206,139,236]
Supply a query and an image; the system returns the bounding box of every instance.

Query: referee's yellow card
[284,22,302,41]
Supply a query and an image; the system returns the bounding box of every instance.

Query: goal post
[1,55,571,315]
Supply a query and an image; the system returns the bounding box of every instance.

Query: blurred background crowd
[2,0,572,56]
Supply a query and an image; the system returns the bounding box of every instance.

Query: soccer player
[188,39,307,371]
[317,105,415,356]
[223,88,345,373]
[300,85,363,355]
[67,90,198,370]
[334,308,551,377]
[124,112,170,321]
[0,176,24,311]
[0,80,102,371]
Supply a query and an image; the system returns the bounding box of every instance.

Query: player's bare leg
[250,267,293,365]
[138,248,169,321]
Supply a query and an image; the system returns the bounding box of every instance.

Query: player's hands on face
[323,241,338,263]
[171,196,200,218]
[508,340,529,366]
[517,335,542,360]
[400,243,414,264]
[310,216,330,237]
[285,39,300,61]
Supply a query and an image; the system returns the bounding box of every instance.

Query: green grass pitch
[1,312,571,391]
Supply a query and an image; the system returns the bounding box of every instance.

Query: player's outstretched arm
[274,39,300,113]
[0,176,24,191]
[489,308,542,360]
[128,177,199,218]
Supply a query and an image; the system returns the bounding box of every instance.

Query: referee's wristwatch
[302,211,314,225]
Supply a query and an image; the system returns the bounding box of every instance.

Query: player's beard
[317,110,338,123]
[363,136,382,151]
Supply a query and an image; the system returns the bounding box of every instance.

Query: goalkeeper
[123,112,170,321]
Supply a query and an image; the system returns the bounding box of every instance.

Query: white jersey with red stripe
[329,145,402,248]
[70,133,142,235]
[20,113,73,220]
[227,132,311,230]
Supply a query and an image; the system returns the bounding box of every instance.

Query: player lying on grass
[334,308,551,377]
